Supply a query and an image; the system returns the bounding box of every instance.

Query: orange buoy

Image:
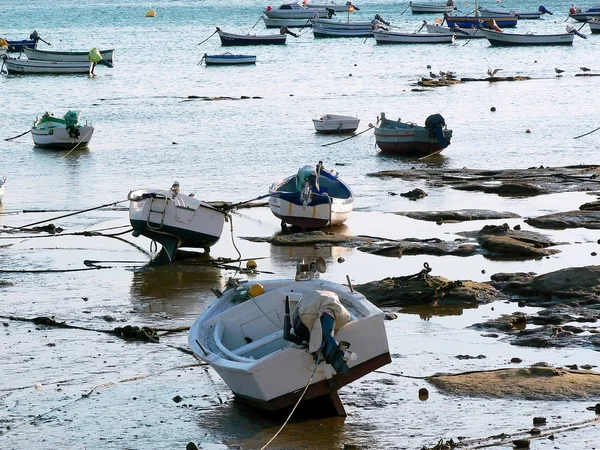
[145,9,156,17]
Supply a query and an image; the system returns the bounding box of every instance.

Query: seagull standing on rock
[554,68,565,74]
[487,68,502,77]
[580,66,591,72]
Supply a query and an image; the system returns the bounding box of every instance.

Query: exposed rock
[367,165,600,196]
[427,366,600,400]
[400,188,427,200]
[580,201,600,211]
[525,210,600,230]
[460,225,560,258]
[242,231,365,247]
[395,209,520,222]
[358,238,477,257]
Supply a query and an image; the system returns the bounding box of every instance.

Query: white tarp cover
[296,289,351,353]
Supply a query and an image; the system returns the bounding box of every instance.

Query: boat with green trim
[31,110,94,149]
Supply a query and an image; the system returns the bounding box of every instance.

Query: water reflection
[130,257,225,316]
[400,303,479,320]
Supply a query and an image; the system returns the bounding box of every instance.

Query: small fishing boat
[263,2,330,19]
[313,114,360,133]
[569,3,600,22]
[0,56,110,74]
[480,28,577,46]
[23,47,115,63]
[409,1,457,14]
[590,18,600,33]
[262,15,314,28]
[128,183,229,262]
[5,30,49,52]
[478,5,552,19]
[374,112,452,156]
[31,110,94,149]
[304,0,358,12]
[443,12,518,28]
[216,27,289,46]
[373,29,455,44]
[269,161,354,229]
[188,258,391,415]
[0,177,6,203]
[202,53,257,65]
[311,18,375,37]
[425,22,486,38]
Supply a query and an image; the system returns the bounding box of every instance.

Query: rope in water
[321,124,374,147]
[61,127,95,158]
[260,353,322,450]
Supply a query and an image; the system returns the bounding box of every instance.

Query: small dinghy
[312,114,360,133]
[31,110,94,149]
[128,182,229,262]
[201,53,256,65]
[188,258,391,415]
[269,161,354,229]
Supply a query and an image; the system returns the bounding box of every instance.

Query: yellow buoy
[145,9,156,17]
[246,260,258,270]
[248,284,265,298]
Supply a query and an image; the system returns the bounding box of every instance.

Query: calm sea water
[1,0,599,212]
[2,2,600,449]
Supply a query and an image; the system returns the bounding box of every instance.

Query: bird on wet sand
[487,67,502,77]
[580,66,591,72]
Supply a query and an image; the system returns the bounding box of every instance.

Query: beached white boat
[0,56,109,74]
[31,110,94,149]
[264,2,330,19]
[425,22,486,38]
[269,161,354,229]
[479,28,576,46]
[0,177,6,203]
[374,112,452,156]
[373,29,455,44]
[23,47,115,63]
[313,114,360,133]
[478,5,552,19]
[188,259,391,415]
[128,183,229,261]
[409,1,457,14]
[202,53,257,65]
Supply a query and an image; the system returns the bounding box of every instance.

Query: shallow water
[2,0,600,449]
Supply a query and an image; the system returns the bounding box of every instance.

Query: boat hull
[203,54,256,65]
[479,8,542,19]
[375,114,452,156]
[23,47,115,62]
[311,19,374,37]
[425,23,486,39]
[129,189,227,261]
[218,31,287,46]
[0,178,5,203]
[3,59,93,74]
[269,170,354,229]
[6,39,36,52]
[188,278,391,414]
[410,3,457,14]
[444,15,518,28]
[480,29,574,46]
[373,29,455,44]
[262,15,312,28]
[313,114,360,133]
[589,20,600,33]
[31,125,94,149]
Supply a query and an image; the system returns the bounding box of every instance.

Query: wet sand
[1,192,599,449]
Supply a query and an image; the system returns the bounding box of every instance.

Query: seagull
[429,71,439,78]
[487,67,502,77]
[580,66,591,72]
[554,68,565,74]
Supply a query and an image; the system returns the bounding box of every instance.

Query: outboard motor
[326,7,336,19]
[425,114,450,147]
[538,5,552,15]
[374,14,390,26]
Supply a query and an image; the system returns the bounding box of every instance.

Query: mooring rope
[321,124,374,147]
[4,129,31,141]
[574,125,600,139]
[261,353,322,450]
[61,127,95,158]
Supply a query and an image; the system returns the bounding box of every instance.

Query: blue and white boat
[202,53,257,65]
[569,3,600,22]
[269,161,354,229]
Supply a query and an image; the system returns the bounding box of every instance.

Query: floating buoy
[526,129,531,133]
[248,283,265,298]
[418,388,429,401]
[145,9,156,17]
[246,260,257,270]
[490,106,496,112]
